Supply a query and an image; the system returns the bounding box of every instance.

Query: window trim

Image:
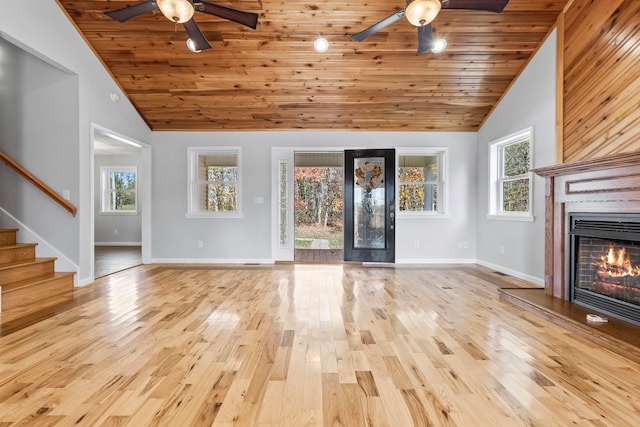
[100,166,138,215]
[396,147,449,218]
[186,146,243,219]
[488,127,534,221]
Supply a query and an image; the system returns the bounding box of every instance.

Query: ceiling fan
[352,0,509,55]
[104,0,258,52]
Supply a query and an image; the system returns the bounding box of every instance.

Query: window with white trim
[187,147,241,218]
[488,128,533,220]
[397,148,447,216]
[101,166,137,213]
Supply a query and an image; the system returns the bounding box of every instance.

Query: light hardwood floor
[0,264,639,426]
[94,246,142,278]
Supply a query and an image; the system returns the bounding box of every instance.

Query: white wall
[151,132,477,263]
[94,154,143,245]
[476,30,558,283]
[0,0,152,285]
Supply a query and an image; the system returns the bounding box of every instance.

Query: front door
[344,149,395,263]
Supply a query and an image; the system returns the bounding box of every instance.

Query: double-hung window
[488,128,533,220]
[187,147,242,218]
[101,166,137,213]
[397,148,447,216]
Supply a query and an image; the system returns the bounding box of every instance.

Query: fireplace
[570,213,640,325]
[532,151,640,325]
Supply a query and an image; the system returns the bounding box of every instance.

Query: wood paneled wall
[560,0,640,163]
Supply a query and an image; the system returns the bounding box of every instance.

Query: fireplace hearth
[570,213,640,325]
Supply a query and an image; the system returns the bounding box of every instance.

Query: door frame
[344,149,396,263]
[271,146,348,262]
[90,123,152,281]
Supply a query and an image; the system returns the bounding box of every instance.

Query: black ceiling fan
[352,0,509,55]
[104,0,258,52]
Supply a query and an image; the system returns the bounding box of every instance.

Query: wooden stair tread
[0,229,17,246]
[0,243,37,250]
[1,272,75,293]
[0,229,75,316]
[0,257,56,271]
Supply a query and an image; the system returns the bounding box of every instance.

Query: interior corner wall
[475,30,558,283]
[1,0,152,285]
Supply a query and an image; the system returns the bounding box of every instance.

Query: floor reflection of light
[107,278,139,315]
[206,308,241,328]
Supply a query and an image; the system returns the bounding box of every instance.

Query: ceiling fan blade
[196,2,259,29]
[416,24,434,55]
[183,18,212,51]
[105,1,159,22]
[442,0,509,13]
[351,9,406,42]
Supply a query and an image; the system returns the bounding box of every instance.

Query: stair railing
[0,150,77,216]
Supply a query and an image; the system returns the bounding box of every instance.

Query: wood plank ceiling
[55,0,569,131]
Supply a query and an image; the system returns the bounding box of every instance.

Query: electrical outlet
[414,240,420,248]
[458,241,463,249]
[499,246,505,255]
[62,190,70,200]
[113,229,118,235]
[197,240,204,248]
[464,241,469,249]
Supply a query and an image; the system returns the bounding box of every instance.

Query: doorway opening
[92,127,147,278]
[294,152,343,263]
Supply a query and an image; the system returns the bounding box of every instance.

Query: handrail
[0,150,77,216]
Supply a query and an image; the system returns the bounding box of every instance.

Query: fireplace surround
[534,151,640,327]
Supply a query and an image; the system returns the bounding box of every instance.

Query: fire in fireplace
[570,213,640,325]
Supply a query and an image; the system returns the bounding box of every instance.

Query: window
[101,166,137,213]
[489,128,533,220]
[397,148,447,216]
[187,147,241,218]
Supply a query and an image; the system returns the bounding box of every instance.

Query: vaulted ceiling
[56,0,569,131]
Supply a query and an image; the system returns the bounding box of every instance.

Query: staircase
[0,228,75,314]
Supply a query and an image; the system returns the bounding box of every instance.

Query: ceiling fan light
[405,0,442,27]
[186,38,202,53]
[431,38,447,53]
[157,0,194,24]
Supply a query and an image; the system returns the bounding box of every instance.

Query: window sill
[100,211,139,216]
[487,214,534,222]
[398,213,450,219]
[185,212,244,219]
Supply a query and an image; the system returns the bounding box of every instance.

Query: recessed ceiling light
[431,39,447,53]
[314,37,329,53]
[103,132,143,148]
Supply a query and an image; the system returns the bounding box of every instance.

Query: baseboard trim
[151,258,275,265]
[395,258,477,265]
[476,259,544,286]
[95,242,142,247]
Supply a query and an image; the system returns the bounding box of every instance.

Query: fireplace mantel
[533,151,640,299]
